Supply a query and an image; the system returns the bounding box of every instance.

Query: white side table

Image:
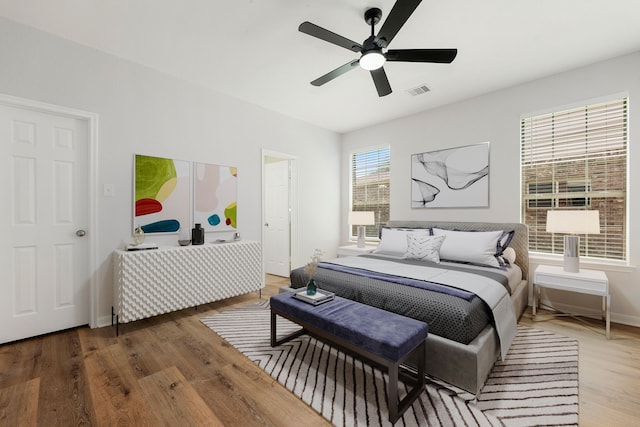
[337,245,377,258]
[533,264,610,338]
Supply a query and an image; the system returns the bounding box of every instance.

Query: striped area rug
[201,301,578,427]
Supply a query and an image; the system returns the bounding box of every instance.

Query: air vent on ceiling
[406,84,430,96]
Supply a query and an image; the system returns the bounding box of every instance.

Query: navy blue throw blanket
[318,261,475,301]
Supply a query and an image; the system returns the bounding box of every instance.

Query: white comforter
[327,256,517,360]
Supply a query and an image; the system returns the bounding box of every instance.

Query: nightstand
[533,264,610,338]
[336,245,377,258]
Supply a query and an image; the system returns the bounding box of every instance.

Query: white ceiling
[2,0,640,133]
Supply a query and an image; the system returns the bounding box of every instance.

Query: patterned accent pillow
[374,227,431,256]
[404,234,446,263]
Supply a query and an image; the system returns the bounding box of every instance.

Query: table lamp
[546,210,600,273]
[349,211,375,248]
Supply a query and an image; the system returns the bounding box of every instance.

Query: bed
[287,221,529,394]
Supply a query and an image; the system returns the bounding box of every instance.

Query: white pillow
[374,228,430,255]
[432,228,504,267]
[404,234,446,263]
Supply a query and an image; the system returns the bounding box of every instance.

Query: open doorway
[262,150,297,277]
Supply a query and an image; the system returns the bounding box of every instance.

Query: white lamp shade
[348,211,375,225]
[546,210,600,234]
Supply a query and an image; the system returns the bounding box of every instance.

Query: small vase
[192,223,205,245]
[306,278,317,296]
[133,225,145,245]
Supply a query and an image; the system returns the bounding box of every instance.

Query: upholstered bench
[270,293,428,423]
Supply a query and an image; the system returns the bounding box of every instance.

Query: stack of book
[125,242,158,251]
[293,288,335,306]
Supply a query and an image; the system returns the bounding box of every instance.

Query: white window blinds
[521,97,628,260]
[351,146,390,239]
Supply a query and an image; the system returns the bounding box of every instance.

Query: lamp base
[563,235,580,273]
[356,225,366,248]
[563,255,580,273]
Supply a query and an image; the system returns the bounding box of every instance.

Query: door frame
[261,149,297,276]
[0,93,99,328]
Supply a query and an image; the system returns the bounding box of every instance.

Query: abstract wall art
[134,154,190,233]
[193,162,237,232]
[134,154,238,234]
[411,142,489,208]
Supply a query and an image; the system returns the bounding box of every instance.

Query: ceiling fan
[299,0,457,97]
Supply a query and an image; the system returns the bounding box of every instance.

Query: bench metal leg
[271,310,306,347]
[388,340,426,424]
[388,363,400,423]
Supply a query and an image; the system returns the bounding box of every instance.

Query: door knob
[76,230,87,237]
[264,223,269,227]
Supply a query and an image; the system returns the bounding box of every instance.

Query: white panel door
[264,159,290,277]
[0,103,90,344]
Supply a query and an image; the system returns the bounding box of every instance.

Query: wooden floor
[1,275,639,426]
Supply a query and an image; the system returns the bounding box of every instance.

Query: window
[350,146,390,240]
[521,97,628,261]
[527,180,591,209]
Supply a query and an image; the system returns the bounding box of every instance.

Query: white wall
[342,52,640,327]
[0,18,341,327]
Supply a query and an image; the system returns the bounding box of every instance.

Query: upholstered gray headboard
[385,220,529,280]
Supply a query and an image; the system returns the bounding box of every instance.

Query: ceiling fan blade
[375,0,422,47]
[370,67,392,97]
[310,60,360,86]
[386,48,458,63]
[299,22,362,52]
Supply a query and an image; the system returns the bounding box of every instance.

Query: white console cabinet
[113,240,263,325]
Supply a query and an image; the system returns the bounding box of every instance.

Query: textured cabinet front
[113,241,263,323]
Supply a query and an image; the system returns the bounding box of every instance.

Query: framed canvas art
[411,142,489,208]
[134,154,238,234]
[193,162,237,232]
[134,154,191,233]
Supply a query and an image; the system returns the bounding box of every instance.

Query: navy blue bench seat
[270,293,428,423]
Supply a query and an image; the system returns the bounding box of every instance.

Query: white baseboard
[610,312,640,329]
[96,315,114,329]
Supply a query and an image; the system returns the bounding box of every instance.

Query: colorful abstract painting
[411,142,489,208]
[134,154,238,235]
[134,154,190,234]
[193,163,238,231]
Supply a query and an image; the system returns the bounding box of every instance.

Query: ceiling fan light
[360,51,386,70]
